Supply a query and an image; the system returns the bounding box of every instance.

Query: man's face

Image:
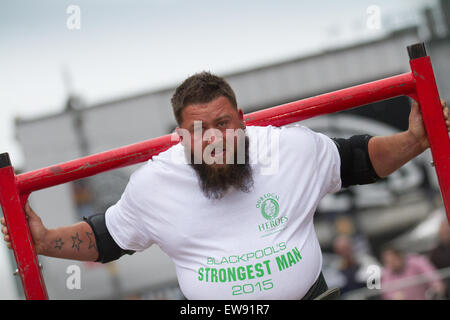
[176,95,253,200]
[177,95,246,167]
[333,236,353,261]
[382,250,404,273]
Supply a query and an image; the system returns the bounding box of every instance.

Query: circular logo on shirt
[260,198,279,220]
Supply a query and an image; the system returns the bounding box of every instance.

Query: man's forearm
[41,221,99,262]
[368,130,427,178]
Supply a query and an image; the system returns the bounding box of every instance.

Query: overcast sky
[0,0,436,167]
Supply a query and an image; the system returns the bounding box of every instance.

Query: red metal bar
[408,44,450,224]
[1,42,448,300]
[16,134,178,195]
[16,72,416,195]
[244,72,416,127]
[0,154,48,300]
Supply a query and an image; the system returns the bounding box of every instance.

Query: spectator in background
[332,234,379,295]
[334,215,373,258]
[381,246,446,300]
[429,220,450,299]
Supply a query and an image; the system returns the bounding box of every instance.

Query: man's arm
[368,99,449,178]
[42,221,99,261]
[332,99,449,188]
[368,131,426,178]
[1,202,134,263]
[1,202,99,261]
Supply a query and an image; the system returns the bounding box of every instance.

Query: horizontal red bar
[16,72,416,194]
[16,134,178,194]
[244,72,416,126]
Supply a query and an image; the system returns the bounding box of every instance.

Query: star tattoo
[54,238,64,250]
[86,232,96,250]
[71,232,83,251]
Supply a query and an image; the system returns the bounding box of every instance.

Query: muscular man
[2,72,449,299]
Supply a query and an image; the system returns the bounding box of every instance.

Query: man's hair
[171,71,238,125]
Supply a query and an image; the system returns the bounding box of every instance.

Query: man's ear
[175,127,183,143]
[238,108,246,128]
[238,109,244,122]
[237,108,244,120]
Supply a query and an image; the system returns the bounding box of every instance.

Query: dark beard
[188,135,253,200]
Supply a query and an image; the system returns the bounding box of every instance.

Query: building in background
[9,1,450,299]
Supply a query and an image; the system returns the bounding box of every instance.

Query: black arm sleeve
[83,213,135,264]
[331,134,381,188]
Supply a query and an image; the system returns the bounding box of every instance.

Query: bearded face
[177,96,254,200]
[188,134,253,200]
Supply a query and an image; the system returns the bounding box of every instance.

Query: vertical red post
[0,153,48,300]
[408,43,450,224]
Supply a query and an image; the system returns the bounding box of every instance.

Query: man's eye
[217,121,227,127]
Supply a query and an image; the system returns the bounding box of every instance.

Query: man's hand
[1,202,49,254]
[408,98,450,150]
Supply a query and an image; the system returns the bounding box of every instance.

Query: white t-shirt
[105,125,341,299]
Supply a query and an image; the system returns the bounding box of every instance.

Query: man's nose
[208,135,216,143]
[206,131,222,144]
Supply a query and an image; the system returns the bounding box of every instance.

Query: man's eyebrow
[214,115,232,122]
[187,116,231,130]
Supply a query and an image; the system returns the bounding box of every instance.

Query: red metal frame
[0,160,47,300]
[409,55,450,226]
[0,42,447,299]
